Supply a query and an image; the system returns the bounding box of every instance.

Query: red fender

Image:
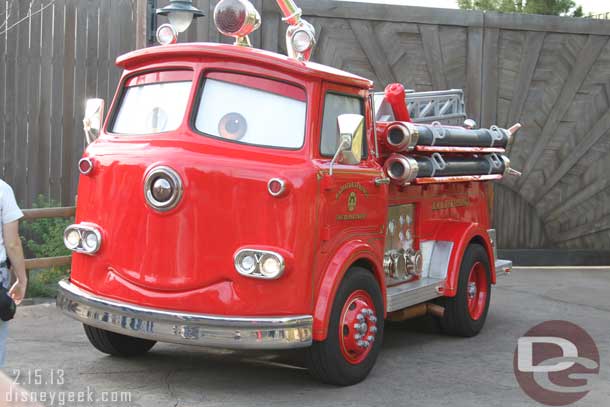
[428,221,496,297]
[312,240,386,341]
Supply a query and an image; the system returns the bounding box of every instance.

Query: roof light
[291,29,314,53]
[156,0,205,33]
[214,0,261,47]
[275,0,316,61]
[156,24,178,45]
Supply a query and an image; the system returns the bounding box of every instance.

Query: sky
[338,0,609,15]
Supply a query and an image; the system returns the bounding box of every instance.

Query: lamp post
[156,0,205,33]
[143,0,205,46]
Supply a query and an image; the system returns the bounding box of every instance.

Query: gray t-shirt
[0,180,24,265]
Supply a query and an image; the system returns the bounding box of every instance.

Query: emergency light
[213,0,261,47]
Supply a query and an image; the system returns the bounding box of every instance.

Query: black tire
[440,243,491,337]
[83,325,156,357]
[305,267,384,386]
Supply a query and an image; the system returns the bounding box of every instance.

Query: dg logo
[513,320,600,406]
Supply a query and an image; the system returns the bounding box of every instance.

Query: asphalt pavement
[3,267,610,407]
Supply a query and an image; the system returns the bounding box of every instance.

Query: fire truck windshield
[111,80,192,135]
[195,73,306,149]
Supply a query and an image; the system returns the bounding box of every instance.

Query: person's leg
[0,321,7,367]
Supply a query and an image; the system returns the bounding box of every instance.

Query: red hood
[69,135,319,315]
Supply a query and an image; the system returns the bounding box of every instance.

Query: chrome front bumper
[56,279,313,350]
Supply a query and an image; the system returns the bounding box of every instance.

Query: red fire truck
[57,0,519,385]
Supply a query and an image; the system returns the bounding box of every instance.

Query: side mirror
[83,98,105,145]
[329,114,365,176]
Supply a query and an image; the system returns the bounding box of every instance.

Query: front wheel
[83,325,156,357]
[440,243,492,337]
[305,267,384,386]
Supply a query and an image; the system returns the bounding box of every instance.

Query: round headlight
[292,29,314,53]
[156,24,178,45]
[240,254,257,273]
[65,230,81,250]
[260,255,284,278]
[82,232,99,251]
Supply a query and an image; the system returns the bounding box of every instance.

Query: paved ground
[3,267,610,407]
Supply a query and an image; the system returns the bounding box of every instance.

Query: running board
[386,259,513,312]
[386,278,445,312]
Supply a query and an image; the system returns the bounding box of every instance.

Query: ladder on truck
[374,89,467,126]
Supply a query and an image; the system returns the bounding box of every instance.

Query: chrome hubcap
[468,282,477,299]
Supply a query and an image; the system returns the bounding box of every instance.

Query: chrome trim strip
[57,280,313,350]
[420,240,453,279]
[487,228,498,262]
[386,277,445,312]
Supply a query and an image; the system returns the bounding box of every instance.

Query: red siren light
[214,0,261,45]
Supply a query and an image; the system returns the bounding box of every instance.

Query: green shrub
[19,195,73,298]
[20,195,72,260]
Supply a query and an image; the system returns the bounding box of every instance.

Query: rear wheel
[440,243,491,337]
[305,267,384,386]
[83,325,156,357]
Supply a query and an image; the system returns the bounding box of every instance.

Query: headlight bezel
[234,249,286,280]
[63,224,102,255]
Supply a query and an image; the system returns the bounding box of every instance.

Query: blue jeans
[0,266,9,367]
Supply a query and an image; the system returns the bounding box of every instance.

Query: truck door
[315,84,389,268]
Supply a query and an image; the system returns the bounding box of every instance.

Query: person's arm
[3,221,26,304]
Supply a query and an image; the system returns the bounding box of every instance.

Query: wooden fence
[1,0,610,257]
[0,0,136,208]
[22,206,74,270]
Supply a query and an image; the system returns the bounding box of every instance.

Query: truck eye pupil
[219,112,248,140]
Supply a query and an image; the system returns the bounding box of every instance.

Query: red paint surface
[72,43,496,343]
[384,83,411,122]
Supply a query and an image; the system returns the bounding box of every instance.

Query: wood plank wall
[1,0,610,252]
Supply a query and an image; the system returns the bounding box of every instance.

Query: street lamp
[156,0,205,33]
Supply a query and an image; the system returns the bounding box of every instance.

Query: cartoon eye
[219,112,248,140]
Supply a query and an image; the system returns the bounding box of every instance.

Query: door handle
[375,177,391,186]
